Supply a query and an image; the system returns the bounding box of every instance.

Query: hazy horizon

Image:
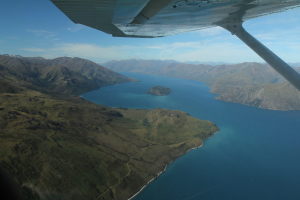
[3,54,300,68]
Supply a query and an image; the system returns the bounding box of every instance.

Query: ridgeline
[105,60,300,111]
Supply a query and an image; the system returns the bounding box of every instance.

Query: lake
[82,73,300,200]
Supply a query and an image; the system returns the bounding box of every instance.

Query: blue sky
[1,0,300,63]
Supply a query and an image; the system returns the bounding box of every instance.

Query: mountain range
[0,55,132,96]
[105,60,300,111]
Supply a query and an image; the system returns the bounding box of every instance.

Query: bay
[82,73,300,200]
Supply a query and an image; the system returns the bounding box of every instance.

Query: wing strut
[220,23,300,91]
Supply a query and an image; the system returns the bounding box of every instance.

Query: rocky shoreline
[127,142,206,200]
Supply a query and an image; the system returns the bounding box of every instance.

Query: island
[148,86,171,96]
[0,55,218,200]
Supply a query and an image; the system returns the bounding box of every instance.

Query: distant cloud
[149,41,262,63]
[67,24,86,32]
[20,40,262,63]
[147,42,202,49]
[21,43,140,62]
[21,48,45,52]
[195,27,226,36]
[54,43,122,59]
[254,28,300,42]
[6,36,19,40]
[27,29,59,40]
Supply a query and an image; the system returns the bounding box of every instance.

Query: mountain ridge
[0,55,133,96]
[105,60,300,111]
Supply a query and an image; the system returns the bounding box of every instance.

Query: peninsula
[0,55,218,200]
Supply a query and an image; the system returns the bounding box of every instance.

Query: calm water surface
[83,73,300,200]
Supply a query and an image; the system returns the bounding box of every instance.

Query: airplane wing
[51,0,300,37]
[51,0,300,90]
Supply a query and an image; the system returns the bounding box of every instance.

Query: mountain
[0,55,218,200]
[0,55,132,96]
[105,60,300,111]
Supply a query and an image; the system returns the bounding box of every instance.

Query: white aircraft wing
[51,0,300,90]
[51,0,300,37]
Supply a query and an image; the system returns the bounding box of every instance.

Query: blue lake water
[82,73,300,200]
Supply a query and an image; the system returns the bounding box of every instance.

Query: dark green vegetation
[105,60,300,111]
[147,86,171,96]
[0,55,218,200]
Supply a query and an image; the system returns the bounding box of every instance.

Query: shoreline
[127,142,204,200]
[128,165,167,200]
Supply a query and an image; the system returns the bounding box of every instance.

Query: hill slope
[0,55,132,95]
[105,60,300,110]
[0,55,218,200]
